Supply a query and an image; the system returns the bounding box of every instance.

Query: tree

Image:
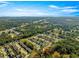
[30,50,40,58]
[70,54,79,58]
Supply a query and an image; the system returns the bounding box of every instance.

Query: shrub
[52,51,61,58]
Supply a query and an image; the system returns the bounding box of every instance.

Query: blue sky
[0,1,79,16]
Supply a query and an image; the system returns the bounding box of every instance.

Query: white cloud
[4,8,48,16]
[63,6,76,9]
[61,9,79,13]
[49,5,76,9]
[0,4,78,16]
[3,6,79,16]
[48,5,79,16]
[15,8,39,12]
[0,1,8,4]
[0,1,9,7]
[16,8,24,11]
[49,5,59,9]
